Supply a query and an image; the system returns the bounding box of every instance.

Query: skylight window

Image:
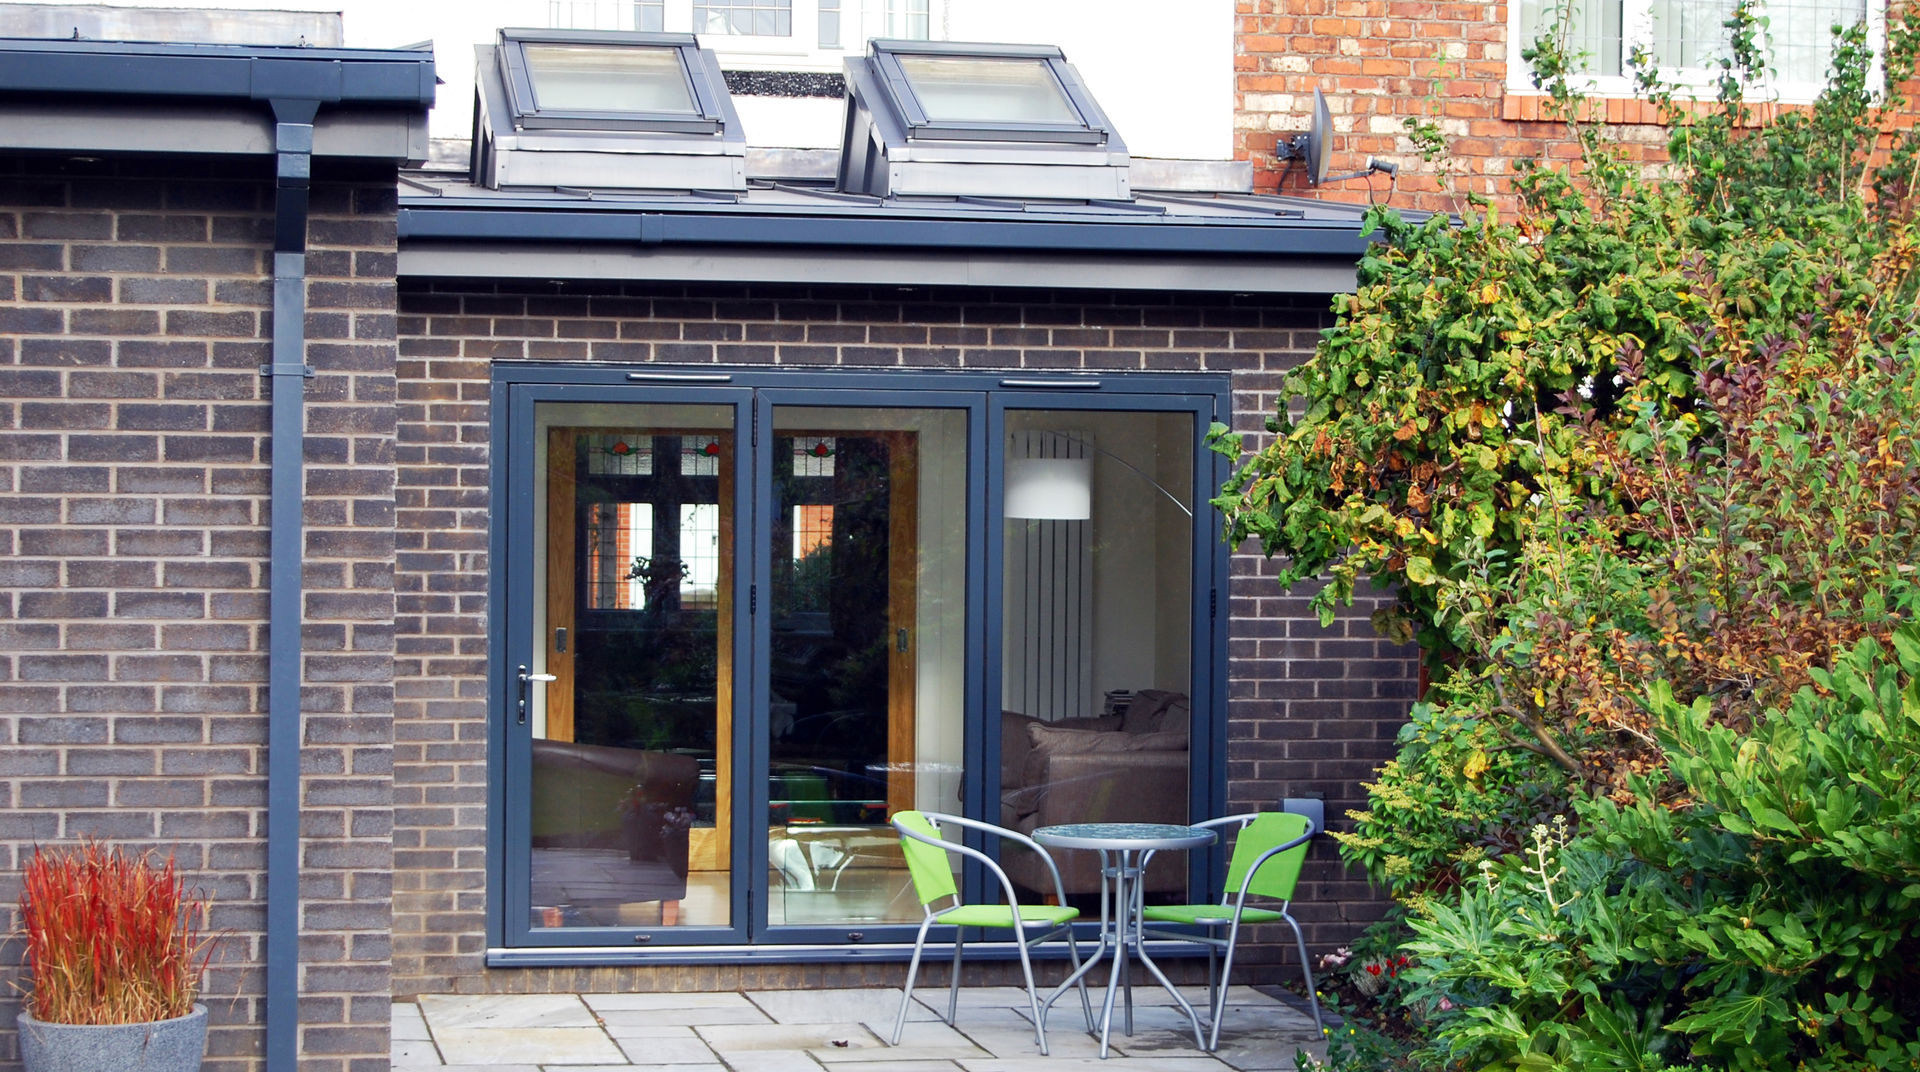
[893,56,1080,125]
[870,41,1110,144]
[496,29,727,134]
[519,43,696,114]
[839,39,1129,199]
[474,28,747,191]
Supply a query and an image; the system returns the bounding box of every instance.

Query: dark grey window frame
[868,39,1114,145]
[485,365,1229,967]
[496,28,729,134]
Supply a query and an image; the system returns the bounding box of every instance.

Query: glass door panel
[997,409,1195,910]
[528,401,736,931]
[764,406,968,927]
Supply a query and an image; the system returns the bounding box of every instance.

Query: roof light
[841,40,1128,199]
[474,28,745,191]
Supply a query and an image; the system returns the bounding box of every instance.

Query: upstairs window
[1510,0,1880,101]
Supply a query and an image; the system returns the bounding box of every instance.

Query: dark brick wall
[391,280,1412,996]
[0,155,398,1072]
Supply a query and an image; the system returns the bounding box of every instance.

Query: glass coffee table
[1032,822,1217,1057]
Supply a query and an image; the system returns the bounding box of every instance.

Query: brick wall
[1234,1,1920,218]
[391,280,1412,996]
[1234,0,1675,214]
[0,155,398,1072]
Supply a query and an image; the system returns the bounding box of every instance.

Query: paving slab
[746,987,937,1026]
[829,1018,986,1062]
[594,1005,774,1028]
[393,1003,432,1041]
[391,1038,443,1066]
[581,992,758,1013]
[697,1021,885,1054]
[612,1031,727,1064]
[708,1050,826,1072]
[419,994,598,1031]
[432,1026,629,1066]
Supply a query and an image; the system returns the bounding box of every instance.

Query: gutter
[264,96,316,1072]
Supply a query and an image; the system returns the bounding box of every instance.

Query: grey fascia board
[398,240,1360,294]
[0,99,428,161]
[0,38,436,106]
[398,205,1369,257]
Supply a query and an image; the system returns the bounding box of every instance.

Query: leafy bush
[1402,631,1920,1071]
[1214,3,1920,1070]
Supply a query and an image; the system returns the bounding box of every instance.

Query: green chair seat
[936,903,1079,928]
[1142,903,1284,926]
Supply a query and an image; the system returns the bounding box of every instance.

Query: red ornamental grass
[17,842,216,1025]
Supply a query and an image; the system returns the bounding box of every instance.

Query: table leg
[1096,858,1130,1058]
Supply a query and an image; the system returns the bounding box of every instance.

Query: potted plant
[14,842,218,1072]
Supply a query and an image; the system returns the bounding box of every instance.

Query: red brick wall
[1234,0,1675,214]
[390,280,1412,996]
[0,156,398,1072]
[1235,0,1920,216]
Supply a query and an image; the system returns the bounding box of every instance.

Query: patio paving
[394,985,1328,1071]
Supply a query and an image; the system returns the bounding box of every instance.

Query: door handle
[516,665,557,725]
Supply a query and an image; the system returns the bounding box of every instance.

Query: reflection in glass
[766,407,967,926]
[530,405,733,929]
[522,44,697,113]
[1517,0,1624,75]
[997,411,1194,912]
[896,55,1082,125]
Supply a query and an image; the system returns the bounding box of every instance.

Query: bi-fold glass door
[498,383,978,947]
[494,373,1225,953]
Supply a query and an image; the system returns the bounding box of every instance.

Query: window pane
[694,0,792,36]
[887,0,931,39]
[999,412,1194,911]
[818,0,841,48]
[896,55,1083,125]
[1518,0,1624,76]
[766,407,968,927]
[531,404,736,931]
[522,43,697,113]
[635,0,665,31]
[1649,0,1734,72]
[1768,0,1869,82]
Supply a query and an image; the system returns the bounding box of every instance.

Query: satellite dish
[1307,88,1332,185]
[1279,87,1396,188]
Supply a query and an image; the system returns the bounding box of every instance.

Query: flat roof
[397,171,1377,293]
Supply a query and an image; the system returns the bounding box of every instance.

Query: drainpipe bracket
[260,363,316,378]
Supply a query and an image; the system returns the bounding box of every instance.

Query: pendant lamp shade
[1004,456,1091,520]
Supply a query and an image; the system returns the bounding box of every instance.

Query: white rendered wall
[0,0,1233,159]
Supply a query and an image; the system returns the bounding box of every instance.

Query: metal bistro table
[1033,822,1217,1057]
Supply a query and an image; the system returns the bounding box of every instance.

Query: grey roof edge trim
[0,37,436,107]
[398,241,1362,294]
[395,206,1374,258]
[0,99,429,162]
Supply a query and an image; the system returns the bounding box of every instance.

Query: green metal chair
[889,810,1093,1054]
[1140,811,1322,1050]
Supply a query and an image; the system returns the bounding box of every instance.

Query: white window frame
[1505,0,1887,105]
[551,0,950,73]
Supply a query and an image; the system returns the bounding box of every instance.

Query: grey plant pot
[16,1003,207,1072]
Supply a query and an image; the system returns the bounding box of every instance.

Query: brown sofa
[998,691,1192,898]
